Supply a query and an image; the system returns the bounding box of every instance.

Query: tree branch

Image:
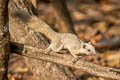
[11,42,120,80]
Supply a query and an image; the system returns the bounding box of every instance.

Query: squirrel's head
[80,42,96,55]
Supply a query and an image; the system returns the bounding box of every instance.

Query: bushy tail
[11,10,31,23]
[11,9,56,39]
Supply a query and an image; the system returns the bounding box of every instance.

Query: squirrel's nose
[93,51,96,55]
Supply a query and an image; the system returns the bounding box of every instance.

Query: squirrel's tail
[11,10,31,23]
[10,10,56,39]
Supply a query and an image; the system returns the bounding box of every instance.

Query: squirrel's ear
[88,42,91,44]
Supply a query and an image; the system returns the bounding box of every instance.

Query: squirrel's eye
[83,45,86,48]
[87,49,91,52]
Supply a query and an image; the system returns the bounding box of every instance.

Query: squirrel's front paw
[73,57,80,63]
[45,48,51,55]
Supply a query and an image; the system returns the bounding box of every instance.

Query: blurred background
[8,0,120,80]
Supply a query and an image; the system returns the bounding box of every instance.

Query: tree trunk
[50,0,75,33]
[8,0,76,80]
[0,0,10,80]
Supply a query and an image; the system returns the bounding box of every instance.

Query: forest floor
[8,0,120,80]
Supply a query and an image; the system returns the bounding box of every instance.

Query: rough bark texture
[8,0,75,80]
[50,0,75,33]
[11,42,120,80]
[0,0,10,80]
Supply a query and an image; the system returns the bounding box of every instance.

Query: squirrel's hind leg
[45,40,63,55]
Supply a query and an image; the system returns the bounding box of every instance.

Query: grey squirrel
[11,10,96,63]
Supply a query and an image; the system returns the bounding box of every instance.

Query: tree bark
[0,0,10,80]
[8,0,76,80]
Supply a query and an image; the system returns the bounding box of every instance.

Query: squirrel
[11,10,96,63]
